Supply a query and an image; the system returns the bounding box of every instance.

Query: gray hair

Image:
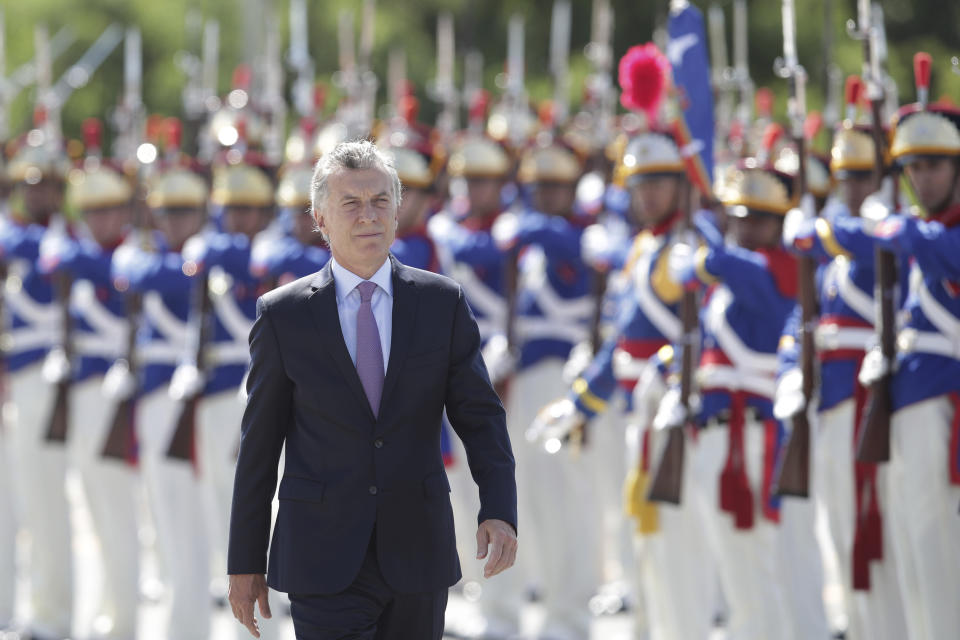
[310,140,402,241]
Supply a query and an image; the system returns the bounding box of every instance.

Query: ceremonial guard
[779,75,909,640]
[789,54,960,639]
[112,126,214,638]
[2,114,72,640]
[494,136,597,639]
[671,161,808,640]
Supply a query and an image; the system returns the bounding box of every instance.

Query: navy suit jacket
[227,255,517,595]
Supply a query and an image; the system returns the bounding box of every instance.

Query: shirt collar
[330,255,394,303]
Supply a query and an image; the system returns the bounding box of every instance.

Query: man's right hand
[228,573,272,638]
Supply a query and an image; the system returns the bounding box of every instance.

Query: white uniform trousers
[0,398,17,627]
[8,363,72,637]
[887,395,960,640]
[136,388,211,640]
[691,422,793,640]
[197,385,288,640]
[70,376,141,638]
[633,422,715,640]
[592,395,634,588]
[814,399,907,640]
[777,496,830,639]
[508,358,602,639]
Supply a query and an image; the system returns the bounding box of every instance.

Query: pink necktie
[355,281,384,416]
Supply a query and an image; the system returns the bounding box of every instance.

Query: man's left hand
[476,519,518,579]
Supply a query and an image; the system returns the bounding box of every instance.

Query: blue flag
[668,4,715,192]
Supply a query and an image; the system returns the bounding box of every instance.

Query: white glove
[42,347,71,384]
[782,193,816,247]
[858,345,892,387]
[102,359,137,401]
[859,176,899,224]
[491,211,520,250]
[481,334,516,385]
[580,224,611,271]
[169,363,205,401]
[652,387,684,431]
[562,341,594,384]
[667,241,695,285]
[631,360,667,427]
[773,367,806,420]
[525,398,586,454]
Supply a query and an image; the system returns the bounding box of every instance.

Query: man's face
[904,156,960,214]
[21,178,64,221]
[731,211,783,251]
[155,206,205,251]
[397,186,430,233]
[315,167,397,273]
[629,175,681,228]
[84,204,132,247]
[839,172,878,217]
[532,181,577,217]
[223,204,273,239]
[465,177,504,217]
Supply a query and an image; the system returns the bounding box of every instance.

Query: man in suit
[227,139,518,640]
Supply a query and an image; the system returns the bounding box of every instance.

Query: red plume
[33,106,47,127]
[313,83,327,112]
[300,116,317,139]
[398,94,420,125]
[469,89,490,123]
[804,111,823,142]
[914,52,932,91]
[762,123,784,152]
[232,64,252,90]
[756,88,774,117]
[164,118,182,151]
[845,75,863,108]
[538,101,555,128]
[617,43,670,120]
[146,114,164,143]
[82,118,102,151]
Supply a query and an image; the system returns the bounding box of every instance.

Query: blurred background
[1,0,958,153]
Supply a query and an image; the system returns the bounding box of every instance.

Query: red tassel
[761,420,781,524]
[719,393,755,530]
[641,428,651,473]
[851,366,879,590]
[852,519,872,591]
[864,483,884,562]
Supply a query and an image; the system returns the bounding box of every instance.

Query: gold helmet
[448,135,510,179]
[8,136,70,184]
[613,131,685,186]
[830,126,878,175]
[486,102,537,150]
[517,141,582,184]
[67,165,133,211]
[275,164,314,209]
[773,148,834,199]
[890,53,960,162]
[890,106,960,162]
[211,163,274,208]
[719,160,795,216]
[146,168,209,210]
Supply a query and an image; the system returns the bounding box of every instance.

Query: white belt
[8,326,58,353]
[897,328,960,360]
[516,316,589,345]
[815,324,876,352]
[206,341,250,367]
[73,334,126,360]
[138,342,185,366]
[697,363,777,398]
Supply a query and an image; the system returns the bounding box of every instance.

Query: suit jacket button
[369,485,378,495]
[374,438,384,448]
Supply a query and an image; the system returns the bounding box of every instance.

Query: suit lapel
[378,255,419,419]
[307,263,375,422]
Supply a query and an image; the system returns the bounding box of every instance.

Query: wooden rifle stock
[100,293,142,461]
[44,270,73,443]
[167,271,211,462]
[648,183,698,505]
[494,245,520,401]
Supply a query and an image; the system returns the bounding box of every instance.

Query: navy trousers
[288,530,448,640]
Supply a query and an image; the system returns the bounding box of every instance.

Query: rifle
[647,182,698,504]
[167,270,212,464]
[549,0,572,128]
[288,0,315,120]
[432,13,458,142]
[44,258,73,443]
[772,0,814,497]
[731,0,753,156]
[102,27,148,462]
[848,0,896,463]
[584,0,616,154]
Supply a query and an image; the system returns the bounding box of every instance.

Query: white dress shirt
[330,256,393,374]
